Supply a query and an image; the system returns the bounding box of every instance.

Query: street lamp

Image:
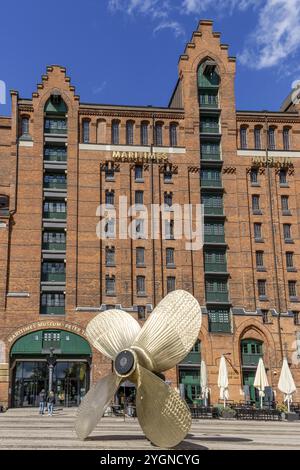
[47,346,57,394]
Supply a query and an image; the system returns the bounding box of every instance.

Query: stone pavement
[0,408,299,450]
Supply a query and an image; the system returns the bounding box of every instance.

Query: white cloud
[181,0,260,14]
[239,0,300,69]
[107,0,300,70]
[153,21,185,37]
[92,81,107,94]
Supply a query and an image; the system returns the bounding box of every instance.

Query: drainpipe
[264,115,284,360]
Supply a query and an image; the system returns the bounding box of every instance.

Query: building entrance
[12,360,89,407]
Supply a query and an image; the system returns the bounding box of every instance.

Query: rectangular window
[281,195,289,212]
[135,219,145,238]
[169,123,178,147]
[105,166,115,181]
[164,167,172,182]
[164,192,173,207]
[252,195,260,211]
[105,219,115,238]
[138,306,146,320]
[268,127,276,150]
[254,223,262,240]
[82,120,90,143]
[106,275,116,295]
[293,311,299,325]
[105,247,115,266]
[165,220,174,239]
[288,281,297,298]
[254,127,261,150]
[137,276,146,295]
[167,276,176,293]
[166,248,175,266]
[105,190,115,206]
[258,280,266,297]
[240,127,247,149]
[261,310,270,324]
[112,121,119,145]
[283,128,290,150]
[135,165,143,181]
[136,247,145,266]
[286,252,294,269]
[155,123,163,146]
[250,169,258,184]
[279,169,287,185]
[283,224,292,241]
[126,121,134,145]
[135,190,144,205]
[141,122,148,145]
[256,251,264,268]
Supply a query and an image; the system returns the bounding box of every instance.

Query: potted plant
[276,402,288,420]
[220,406,236,419]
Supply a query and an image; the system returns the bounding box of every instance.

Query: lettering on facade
[7,321,86,343]
[252,156,293,167]
[112,151,168,163]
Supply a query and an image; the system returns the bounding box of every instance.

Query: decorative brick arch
[191,51,227,76]
[233,319,277,387]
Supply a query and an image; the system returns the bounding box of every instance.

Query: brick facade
[0,20,299,408]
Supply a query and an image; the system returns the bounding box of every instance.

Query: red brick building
[0,20,300,409]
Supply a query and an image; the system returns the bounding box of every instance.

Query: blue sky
[1,0,300,115]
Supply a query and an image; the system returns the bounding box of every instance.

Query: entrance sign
[7,320,87,344]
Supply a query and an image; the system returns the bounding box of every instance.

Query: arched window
[283,127,290,150]
[126,120,134,145]
[111,120,120,145]
[254,126,262,150]
[240,126,248,149]
[198,59,220,88]
[155,122,163,146]
[268,126,276,150]
[169,122,178,147]
[44,95,67,115]
[0,194,9,216]
[140,121,149,146]
[21,116,29,136]
[82,120,90,143]
[97,119,106,143]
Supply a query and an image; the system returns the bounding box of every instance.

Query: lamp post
[47,346,57,394]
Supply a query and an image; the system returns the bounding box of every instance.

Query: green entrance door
[178,368,200,405]
[242,370,258,404]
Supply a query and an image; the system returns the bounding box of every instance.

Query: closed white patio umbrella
[254,358,269,409]
[278,358,296,413]
[200,360,210,406]
[218,355,229,407]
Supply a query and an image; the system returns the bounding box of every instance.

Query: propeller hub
[114,349,136,377]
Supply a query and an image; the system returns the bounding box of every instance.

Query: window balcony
[42,241,66,251]
[204,234,225,244]
[44,179,67,190]
[209,321,231,333]
[44,120,68,135]
[201,153,221,161]
[201,179,222,188]
[206,291,229,303]
[41,272,66,283]
[241,353,262,367]
[43,211,67,220]
[44,152,67,162]
[205,262,227,273]
[200,126,220,134]
[40,305,65,315]
[203,206,224,216]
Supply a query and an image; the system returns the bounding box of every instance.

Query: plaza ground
[0,408,299,450]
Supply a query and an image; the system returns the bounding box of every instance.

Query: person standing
[47,390,55,416]
[38,389,46,415]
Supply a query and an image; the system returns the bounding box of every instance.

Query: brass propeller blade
[132,290,201,372]
[86,309,141,360]
[75,373,121,440]
[135,364,192,448]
